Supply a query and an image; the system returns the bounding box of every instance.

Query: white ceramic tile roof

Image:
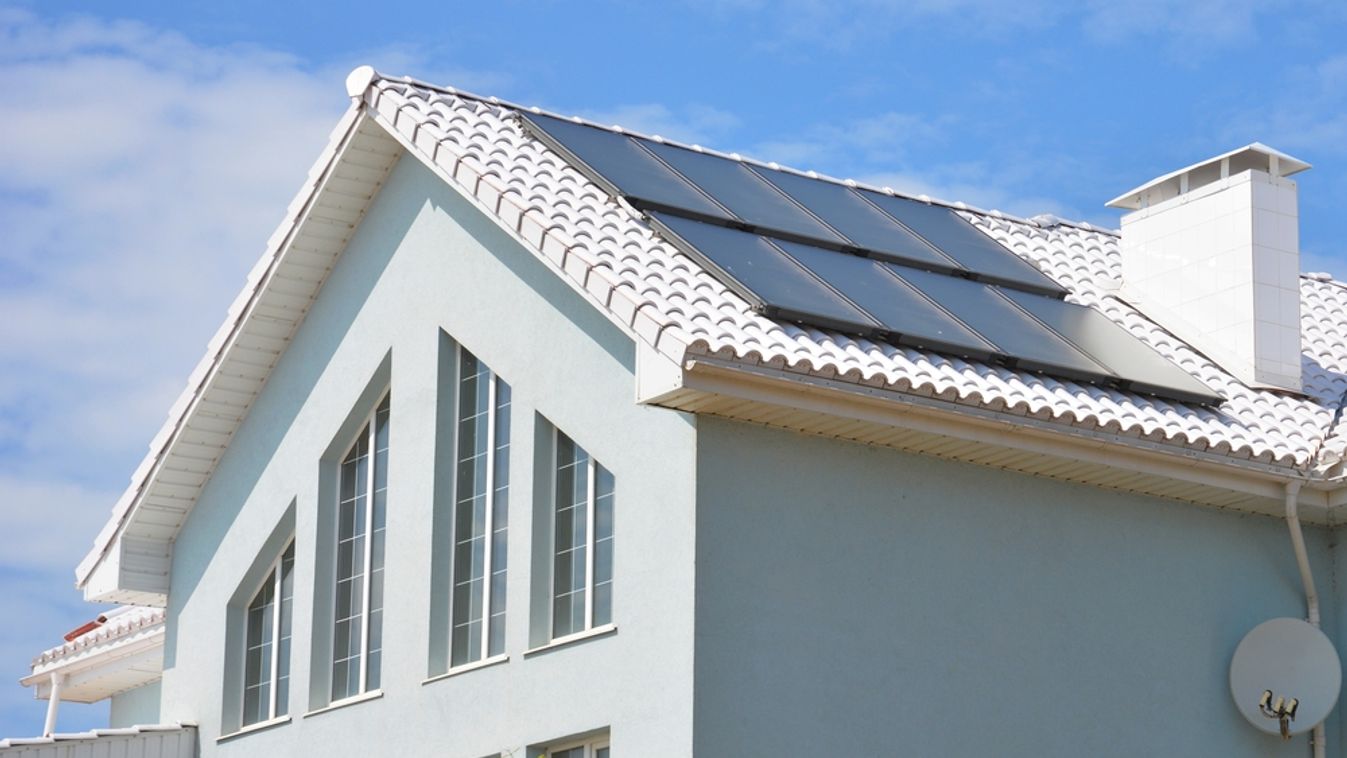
[29,607,164,669]
[362,73,1347,470]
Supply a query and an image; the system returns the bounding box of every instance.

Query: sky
[2,0,1347,738]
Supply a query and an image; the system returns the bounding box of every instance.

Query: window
[547,737,610,758]
[242,540,294,726]
[332,393,389,700]
[451,348,511,666]
[552,432,614,638]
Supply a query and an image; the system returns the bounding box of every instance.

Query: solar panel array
[520,112,1221,405]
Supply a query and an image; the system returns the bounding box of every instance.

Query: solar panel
[640,141,848,244]
[860,191,1065,295]
[750,166,961,271]
[998,290,1220,404]
[773,241,995,358]
[648,213,879,333]
[893,267,1113,380]
[518,110,1220,405]
[520,113,731,220]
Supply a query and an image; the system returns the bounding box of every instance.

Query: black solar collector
[750,166,961,271]
[861,191,1065,295]
[999,289,1219,404]
[649,213,879,334]
[520,113,731,219]
[518,111,1220,405]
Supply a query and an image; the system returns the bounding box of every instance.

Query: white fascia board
[679,356,1339,515]
[74,102,382,597]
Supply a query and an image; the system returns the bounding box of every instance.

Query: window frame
[550,430,614,640]
[545,737,610,758]
[329,390,390,701]
[448,345,511,668]
[240,538,294,727]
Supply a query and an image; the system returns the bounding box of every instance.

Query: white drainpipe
[1283,480,1326,758]
[42,673,64,737]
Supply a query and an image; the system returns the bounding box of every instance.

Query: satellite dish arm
[1284,480,1327,758]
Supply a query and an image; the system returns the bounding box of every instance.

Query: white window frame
[241,539,294,726]
[449,346,510,667]
[545,736,610,758]
[550,430,613,639]
[330,391,389,699]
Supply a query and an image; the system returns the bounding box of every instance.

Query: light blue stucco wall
[692,417,1340,757]
[109,681,161,728]
[159,155,697,756]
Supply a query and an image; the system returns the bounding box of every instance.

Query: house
[10,65,1347,756]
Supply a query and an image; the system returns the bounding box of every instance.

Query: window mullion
[268,555,282,719]
[357,406,377,694]
[584,457,596,630]
[481,371,497,661]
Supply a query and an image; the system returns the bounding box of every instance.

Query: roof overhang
[20,610,165,704]
[74,105,406,605]
[637,345,1340,522]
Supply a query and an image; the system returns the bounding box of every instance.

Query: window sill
[302,689,383,719]
[423,654,509,686]
[524,624,618,658]
[216,715,291,743]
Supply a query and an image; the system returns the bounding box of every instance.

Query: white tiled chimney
[1107,144,1310,391]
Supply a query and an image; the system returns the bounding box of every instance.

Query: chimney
[1107,143,1310,391]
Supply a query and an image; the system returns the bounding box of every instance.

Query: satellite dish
[1230,617,1341,737]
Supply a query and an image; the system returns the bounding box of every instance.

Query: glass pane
[999,289,1219,403]
[861,191,1064,294]
[521,112,730,219]
[651,212,878,332]
[750,166,956,269]
[893,266,1112,380]
[774,240,996,357]
[642,140,847,243]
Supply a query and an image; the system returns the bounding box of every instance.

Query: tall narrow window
[243,540,294,726]
[332,393,389,700]
[451,348,511,667]
[552,432,614,639]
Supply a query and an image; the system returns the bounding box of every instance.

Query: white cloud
[0,11,350,736]
[0,9,343,488]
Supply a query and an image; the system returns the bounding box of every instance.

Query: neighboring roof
[0,724,194,756]
[21,607,164,703]
[73,67,1347,605]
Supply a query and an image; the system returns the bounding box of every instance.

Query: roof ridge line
[358,67,1118,239]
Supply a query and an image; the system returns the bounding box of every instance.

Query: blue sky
[2,0,1346,737]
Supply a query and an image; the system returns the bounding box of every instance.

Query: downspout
[1284,480,1327,758]
[42,673,63,737]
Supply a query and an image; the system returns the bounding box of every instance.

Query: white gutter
[42,673,64,736]
[1284,480,1327,758]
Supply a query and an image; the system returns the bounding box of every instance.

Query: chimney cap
[1106,143,1311,210]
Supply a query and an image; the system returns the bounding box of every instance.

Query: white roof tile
[367,76,1344,469]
